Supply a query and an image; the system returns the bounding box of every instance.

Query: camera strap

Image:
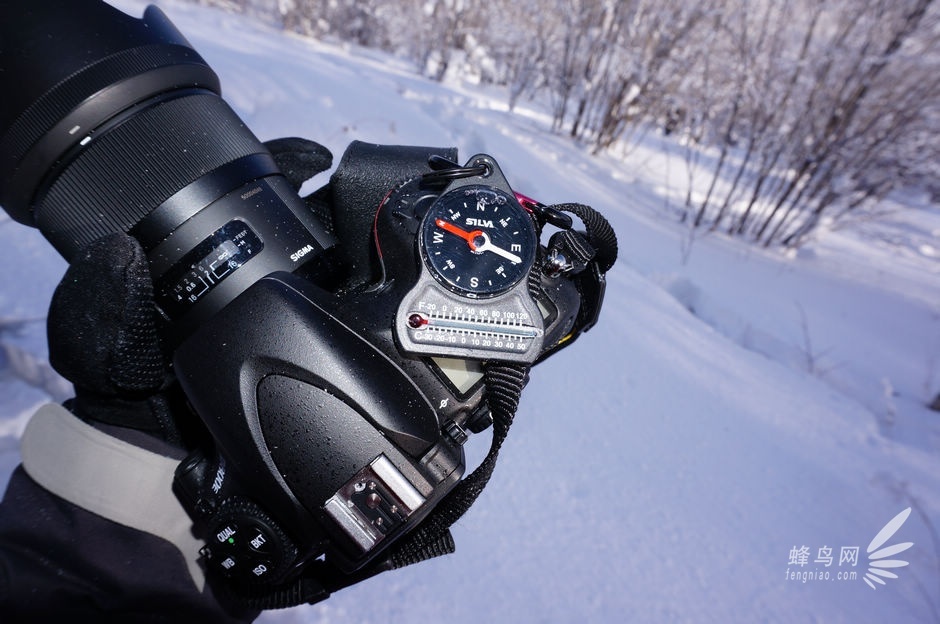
[381,200,618,568]
[387,361,529,569]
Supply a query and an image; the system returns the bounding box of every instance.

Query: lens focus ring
[35,92,268,259]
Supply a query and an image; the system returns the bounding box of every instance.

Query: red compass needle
[435,219,483,248]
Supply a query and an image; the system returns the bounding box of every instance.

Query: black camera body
[172,270,467,582]
[1,0,615,606]
[172,146,588,585]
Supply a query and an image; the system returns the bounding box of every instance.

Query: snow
[2,1,939,621]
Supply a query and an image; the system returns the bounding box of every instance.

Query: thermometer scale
[406,305,541,355]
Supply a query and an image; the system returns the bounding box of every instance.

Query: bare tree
[188,0,940,248]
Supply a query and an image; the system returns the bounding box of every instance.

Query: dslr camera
[0,0,616,607]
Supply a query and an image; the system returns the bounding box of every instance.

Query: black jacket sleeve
[0,465,258,622]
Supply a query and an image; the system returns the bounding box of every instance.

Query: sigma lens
[0,0,334,339]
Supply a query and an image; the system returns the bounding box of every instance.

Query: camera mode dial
[202,497,298,585]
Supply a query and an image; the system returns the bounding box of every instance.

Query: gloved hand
[0,137,334,621]
[48,136,334,448]
[48,230,184,443]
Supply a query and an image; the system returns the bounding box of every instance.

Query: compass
[396,155,546,364]
[420,185,537,298]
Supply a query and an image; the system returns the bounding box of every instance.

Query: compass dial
[420,185,537,298]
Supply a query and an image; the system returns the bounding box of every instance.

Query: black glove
[0,229,261,621]
[0,138,335,621]
[48,230,184,443]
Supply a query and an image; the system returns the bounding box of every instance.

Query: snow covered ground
[2,1,939,621]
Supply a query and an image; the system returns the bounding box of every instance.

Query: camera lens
[0,1,334,339]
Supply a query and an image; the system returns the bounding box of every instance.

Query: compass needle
[473,232,523,264]
[435,219,477,245]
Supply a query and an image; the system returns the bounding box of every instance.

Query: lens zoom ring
[36,93,266,258]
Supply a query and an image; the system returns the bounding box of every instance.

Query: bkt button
[249,531,268,552]
[245,522,275,554]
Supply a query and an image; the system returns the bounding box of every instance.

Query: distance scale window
[155,220,263,318]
